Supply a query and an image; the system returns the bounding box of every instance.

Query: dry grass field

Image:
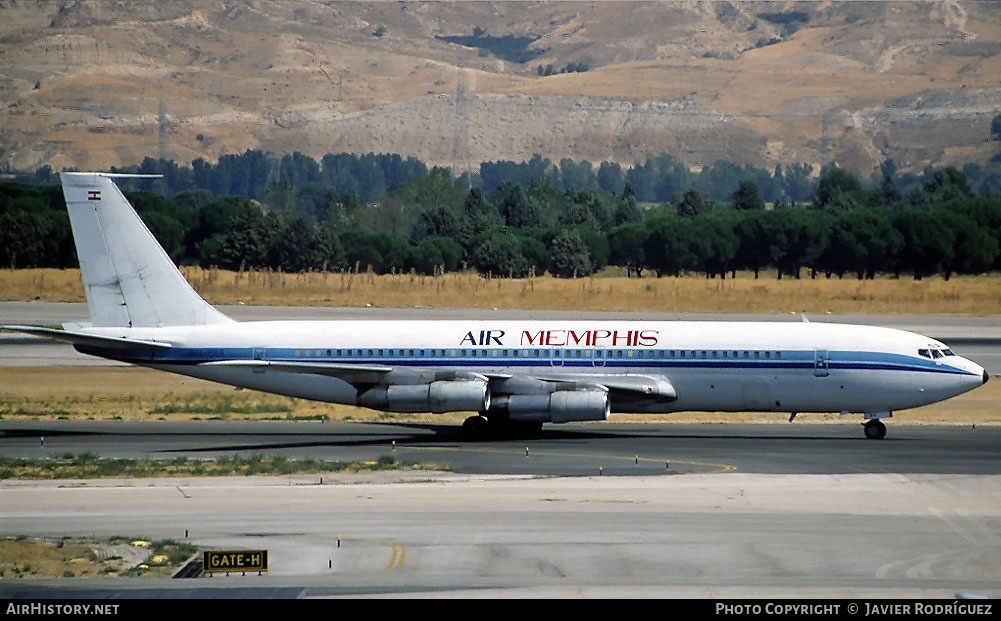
[0,537,195,579]
[0,538,108,579]
[1,366,997,426]
[5,267,1001,315]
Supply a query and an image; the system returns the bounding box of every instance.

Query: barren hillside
[1,0,999,175]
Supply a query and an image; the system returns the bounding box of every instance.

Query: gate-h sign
[203,550,268,574]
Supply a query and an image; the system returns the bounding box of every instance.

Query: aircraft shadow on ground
[2,423,879,455]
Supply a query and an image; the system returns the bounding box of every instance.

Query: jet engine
[359,381,490,413]
[506,390,610,423]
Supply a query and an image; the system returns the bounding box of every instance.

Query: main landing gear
[863,418,887,440]
[461,414,543,442]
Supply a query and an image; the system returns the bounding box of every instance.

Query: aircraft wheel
[461,415,489,442]
[863,419,887,440]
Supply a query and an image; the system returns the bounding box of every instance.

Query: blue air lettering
[460,330,505,346]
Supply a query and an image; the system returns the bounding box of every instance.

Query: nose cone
[962,359,988,391]
[950,357,988,397]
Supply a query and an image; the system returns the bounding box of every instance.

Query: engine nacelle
[359,381,490,413]
[507,390,609,423]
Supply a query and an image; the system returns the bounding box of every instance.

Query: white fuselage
[79,319,986,416]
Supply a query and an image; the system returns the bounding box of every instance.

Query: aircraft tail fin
[60,172,234,327]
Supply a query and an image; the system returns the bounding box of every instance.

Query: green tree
[261,181,297,217]
[217,210,278,270]
[732,180,765,210]
[458,188,503,245]
[643,216,696,277]
[892,211,955,280]
[782,163,816,203]
[608,222,649,277]
[614,188,644,225]
[936,209,998,279]
[471,230,529,277]
[410,205,461,244]
[597,161,625,194]
[411,236,465,274]
[733,210,782,278]
[815,167,865,212]
[524,175,564,228]
[918,167,972,205]
[340,229,411,274]
[676,188,713,217]
[818,209,903,279]
[494,181,538,228]
[548,229,593,278]
[688,216,738,279]
[772,208,833,279]
[517,234,550,275]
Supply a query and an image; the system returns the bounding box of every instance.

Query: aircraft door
[253,347,266,373]
[814,350,830,377]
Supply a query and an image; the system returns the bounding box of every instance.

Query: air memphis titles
[460,329,660,348]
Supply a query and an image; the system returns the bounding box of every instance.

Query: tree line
[3,151,1001,282]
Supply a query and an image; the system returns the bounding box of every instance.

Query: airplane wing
[197,360,675,401]
[200,359,394,384]
[200,360,495,387]
[528,372,677,401]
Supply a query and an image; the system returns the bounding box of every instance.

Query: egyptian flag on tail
[87,190,101,201]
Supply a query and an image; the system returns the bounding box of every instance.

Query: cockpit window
[918,349,931,359]
[943,349,955,356]
[931,349,943,359]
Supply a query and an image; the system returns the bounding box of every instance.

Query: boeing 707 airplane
[2,172,988,440]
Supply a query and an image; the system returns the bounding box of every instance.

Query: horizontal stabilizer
[1,325,172,350]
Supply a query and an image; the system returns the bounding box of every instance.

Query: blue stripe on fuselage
[91,346,977,376]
